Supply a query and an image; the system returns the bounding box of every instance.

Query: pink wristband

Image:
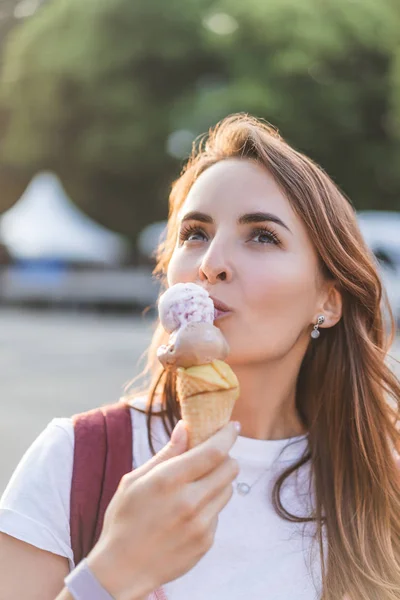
[64,559,115,599]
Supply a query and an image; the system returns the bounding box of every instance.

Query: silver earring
[311,315,325,339]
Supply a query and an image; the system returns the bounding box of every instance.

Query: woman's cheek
[167,250,195,285]
[241,269,282,308]
[262,259,313,298]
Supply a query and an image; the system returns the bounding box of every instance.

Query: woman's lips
[210,297,232,312]
[214,307,232,320]
[208,296,233,321]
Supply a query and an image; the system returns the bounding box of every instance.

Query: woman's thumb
[148,420,188,468]
[170,420,188,449]
[152,420,188,464]
[127,420,188,482]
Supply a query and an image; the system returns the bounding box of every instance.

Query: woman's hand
[87,420,240,600]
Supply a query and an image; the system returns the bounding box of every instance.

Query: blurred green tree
[174,0,400,212]
[0,0,221,235]
[0,0,49,211]
[0,0,399,235]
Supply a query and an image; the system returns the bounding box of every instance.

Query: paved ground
[0,307,399,494]
[0,307,154,494]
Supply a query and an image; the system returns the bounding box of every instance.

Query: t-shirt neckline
[231,432,309,465]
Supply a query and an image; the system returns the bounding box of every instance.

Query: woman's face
[167,158,324,365]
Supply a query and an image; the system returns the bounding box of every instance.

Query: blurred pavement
[0,307,154,494]
[0,307,399,494]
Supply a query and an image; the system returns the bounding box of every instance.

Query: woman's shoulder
[1,417,74,497]
[0,417,75,568]
[47,416,74,442]
[0,416,74,503]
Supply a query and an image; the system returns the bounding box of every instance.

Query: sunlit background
[0,0,399,492]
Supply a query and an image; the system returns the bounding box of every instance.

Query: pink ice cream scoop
[158,282,215,333]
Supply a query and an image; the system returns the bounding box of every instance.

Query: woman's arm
[0,533,148,600]
[0,532,70,600]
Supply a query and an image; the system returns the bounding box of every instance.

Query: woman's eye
[250,227,281,245]
[179,226,208,244]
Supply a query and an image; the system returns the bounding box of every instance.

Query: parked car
[357,211,400,325]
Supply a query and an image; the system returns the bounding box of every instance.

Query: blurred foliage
[0,0,400,237]
[184,0,400,212]
[0,0,49,211]
[0,0,221,234]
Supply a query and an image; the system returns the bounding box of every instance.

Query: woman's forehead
[179,159,297,227]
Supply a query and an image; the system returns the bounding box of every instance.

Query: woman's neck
[229,350,307,441]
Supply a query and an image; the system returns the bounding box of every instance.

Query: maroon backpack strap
[70,401,133,567]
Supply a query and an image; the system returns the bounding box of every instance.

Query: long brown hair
[126,114,400,599]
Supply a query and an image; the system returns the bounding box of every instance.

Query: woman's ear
[316,282,343,329]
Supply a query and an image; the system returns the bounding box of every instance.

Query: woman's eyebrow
[238,212,292,233]
[180,211,214,224]
[180,210,292,233]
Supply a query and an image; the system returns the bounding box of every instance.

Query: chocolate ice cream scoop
[157,321,229,369]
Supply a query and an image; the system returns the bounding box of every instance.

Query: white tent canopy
[0,172,130,265]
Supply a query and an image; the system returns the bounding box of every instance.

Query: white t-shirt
[0,398,323,599]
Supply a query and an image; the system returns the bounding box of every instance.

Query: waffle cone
[176,360,239,448]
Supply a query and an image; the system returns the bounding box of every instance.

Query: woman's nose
[198,243,232,284]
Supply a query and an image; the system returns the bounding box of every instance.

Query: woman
[1,113,400,600]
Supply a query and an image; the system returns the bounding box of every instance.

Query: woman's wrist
[64,559,114,599]
[86,542,154,600]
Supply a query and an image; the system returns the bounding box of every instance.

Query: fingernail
[234,421,241,434]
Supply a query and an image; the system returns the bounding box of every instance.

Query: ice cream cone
[176,359,240,448]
